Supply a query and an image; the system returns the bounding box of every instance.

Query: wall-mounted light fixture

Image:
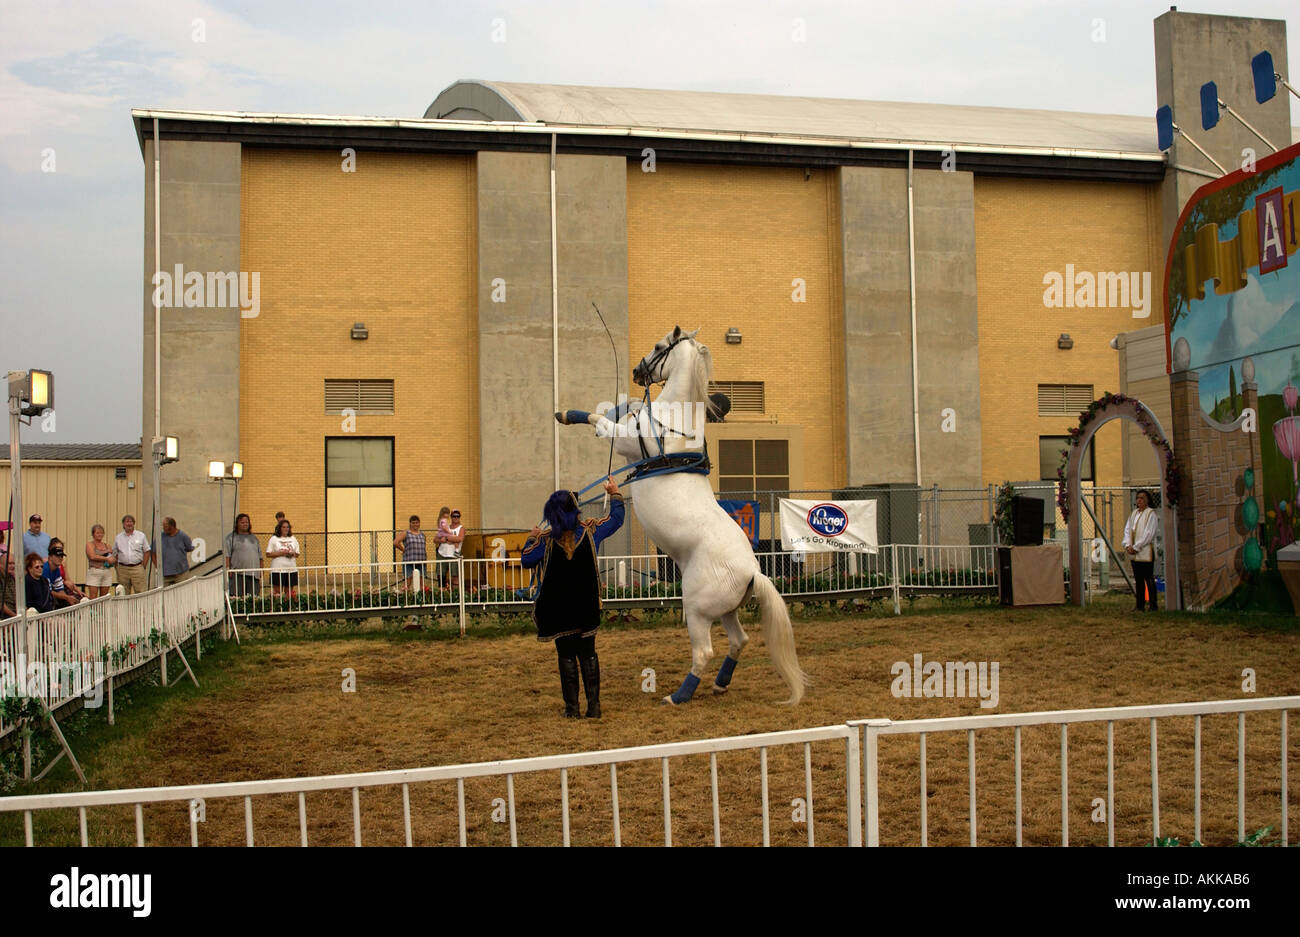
[351,323,368,340]
[1057,333,1074,350]
[726,327,742,345]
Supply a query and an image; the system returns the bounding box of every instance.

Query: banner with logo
[778,499,877,553]
[717,499,759,548]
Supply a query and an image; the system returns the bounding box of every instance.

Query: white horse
[555,326,808,705]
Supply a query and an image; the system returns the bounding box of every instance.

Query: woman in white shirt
[1122,490,1159,612]
[266,519,301,598]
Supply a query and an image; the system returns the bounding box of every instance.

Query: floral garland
[1055,391,1181,524]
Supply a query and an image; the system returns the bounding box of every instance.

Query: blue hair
[543,490,580,534]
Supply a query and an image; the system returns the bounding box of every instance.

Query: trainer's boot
[579,651,601,718]
[559,656,581,718]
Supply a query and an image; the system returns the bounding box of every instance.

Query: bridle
[633,333,688,388]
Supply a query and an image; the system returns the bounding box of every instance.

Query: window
[1040,435,1093,481]
[718,438,789,499]
[708,381,765,413]
[1037,384,1094,416]
[325,379,395,415]
[325,437,394,568]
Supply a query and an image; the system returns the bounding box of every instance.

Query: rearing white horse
[556,326,808,705]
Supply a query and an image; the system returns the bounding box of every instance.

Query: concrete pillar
[839,165,981,488]
[1154,11,1291,245]
[476,151,629,530]
[141,139,241,568]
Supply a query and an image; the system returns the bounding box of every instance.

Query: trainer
[521,477,624,718]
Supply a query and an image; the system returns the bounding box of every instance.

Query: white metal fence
[859,695,1296,847]
[2,696,1293,847]
[226,543,1003,629]
[0,572,229,742]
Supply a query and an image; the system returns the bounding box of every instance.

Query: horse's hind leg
[664,613,714,705]
[712,610,749,695]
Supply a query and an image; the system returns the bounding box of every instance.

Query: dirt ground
[6,600,1299,847]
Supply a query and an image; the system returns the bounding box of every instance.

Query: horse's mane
[688,338,723,421]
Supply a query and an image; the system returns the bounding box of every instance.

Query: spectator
[43,538,84,607]
[266,519,301,598]
[24,553,57,614]
[435,506,452,546]
[113,514,151,595]
[1123,489,1160,613]
[84,524,116,598]
[394,515,427,592]
[224,513,262,597]
[435,509,466,588]
[1,549,17,618]
[23,514,51,562]
[159,517,196,586]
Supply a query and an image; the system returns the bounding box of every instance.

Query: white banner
[779,499,878,553]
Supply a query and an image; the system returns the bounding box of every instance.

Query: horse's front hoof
[661,694,679,706]
[554,410,567,425]
[711,684,728,695]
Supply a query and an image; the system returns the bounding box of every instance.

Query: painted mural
[1165,142,1300,593]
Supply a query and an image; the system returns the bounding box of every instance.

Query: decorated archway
[1058,393,1181,609]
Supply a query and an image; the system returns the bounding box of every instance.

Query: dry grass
[5,599,1299,847]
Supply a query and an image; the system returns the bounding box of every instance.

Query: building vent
[708,381,765,413]
[325,379,395,415]
[114,467,127,480]
[1037,384,1094,416]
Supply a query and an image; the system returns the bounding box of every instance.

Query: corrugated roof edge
[0,443,143,462]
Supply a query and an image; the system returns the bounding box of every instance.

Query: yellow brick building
[134,80,1183,558]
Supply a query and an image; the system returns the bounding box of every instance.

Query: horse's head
[632,326,721,419]
[633,326,699,387]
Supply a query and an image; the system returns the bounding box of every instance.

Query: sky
[2,0,1298,446]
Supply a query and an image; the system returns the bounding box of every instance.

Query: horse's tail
[752,573,809,705]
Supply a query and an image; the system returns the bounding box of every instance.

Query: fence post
[932,484,941,546]
[891,544,900,615]
[858,719,891,846]
[845,727,863,846]
[987,483,995,546]
[458,556,466,637]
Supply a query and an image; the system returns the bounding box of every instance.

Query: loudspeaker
[1011,495,1044,546]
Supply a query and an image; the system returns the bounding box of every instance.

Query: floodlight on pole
[153,435,179,465]
[8,368,55,624]
[230,461,244,480]
[208,461,225,480]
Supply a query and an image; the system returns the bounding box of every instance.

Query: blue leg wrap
[564,409,591,425]
[670,673,701,704]
[715,655,738,688]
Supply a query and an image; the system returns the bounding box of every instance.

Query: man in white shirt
[436,509,466,588]
[113,514,152,595]
[1122,490,1159,612]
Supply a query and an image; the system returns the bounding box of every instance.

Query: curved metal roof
[427,80,1161,156]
